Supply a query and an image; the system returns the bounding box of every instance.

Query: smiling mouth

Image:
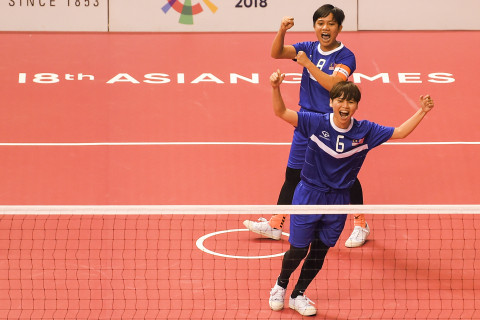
[339,110,349,118]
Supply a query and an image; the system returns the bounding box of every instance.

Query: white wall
[0,0,108,32]
[109,0,358,32]
[0,0,479,32]
[358,0,480,30]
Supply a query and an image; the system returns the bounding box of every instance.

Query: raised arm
[390,95,435,139]
[270,70,298,127]
[271,17,297,59]
[295,51,350,91]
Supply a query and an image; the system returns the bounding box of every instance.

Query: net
[1,205,480,320]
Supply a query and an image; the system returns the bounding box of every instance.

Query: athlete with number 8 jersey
[243,4,368,248]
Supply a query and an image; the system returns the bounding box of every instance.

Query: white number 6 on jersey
[336,135,345,153]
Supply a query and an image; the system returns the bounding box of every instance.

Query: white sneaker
[269,284,286,311]
[243,217,282,240]
[289,295,316,316]
[345,222,370,248]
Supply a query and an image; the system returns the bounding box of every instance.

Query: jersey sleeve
[292,41,311,54]
[334,48,356,79]
[366,122,395,149]
[297,111,323,137]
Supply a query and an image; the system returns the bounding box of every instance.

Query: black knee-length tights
[277,239,330,298]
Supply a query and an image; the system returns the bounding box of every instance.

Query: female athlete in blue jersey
[267,70,435,316]
[244,4,369,248]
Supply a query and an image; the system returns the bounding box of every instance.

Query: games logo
[162,0,217,25]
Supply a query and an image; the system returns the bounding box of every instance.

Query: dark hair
[330,81,361,103]
[313,4,345,26]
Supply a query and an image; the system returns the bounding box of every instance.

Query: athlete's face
[330,95,358,129]
[314,13,343,51]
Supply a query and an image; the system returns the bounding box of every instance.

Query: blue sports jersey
[292,41,356,113]
[287,41,356,169]
[297,112,394,191]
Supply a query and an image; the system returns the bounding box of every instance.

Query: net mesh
[1,205,480,320]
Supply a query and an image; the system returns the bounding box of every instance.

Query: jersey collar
[330,113,354,133]
[317,42,344,55]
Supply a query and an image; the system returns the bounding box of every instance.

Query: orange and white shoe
[345,222,370,248]
[243,217,282,240]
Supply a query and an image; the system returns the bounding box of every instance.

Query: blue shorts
[290,181,349,248]
[287,128,308,169]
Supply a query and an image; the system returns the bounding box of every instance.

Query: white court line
[195,228,290,259]
[0,141,478,146]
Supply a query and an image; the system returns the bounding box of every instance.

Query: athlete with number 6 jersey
[267,70,435,316]
[243,4,368,248]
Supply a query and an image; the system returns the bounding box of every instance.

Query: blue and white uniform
[288,41,356,169]
[289,112,394,248]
